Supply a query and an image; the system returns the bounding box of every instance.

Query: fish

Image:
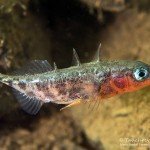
[0,45,149,115]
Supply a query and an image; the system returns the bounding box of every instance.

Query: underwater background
[0,0,149,150]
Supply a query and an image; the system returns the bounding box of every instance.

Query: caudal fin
[0,73,4,81]
[0,73,6,86]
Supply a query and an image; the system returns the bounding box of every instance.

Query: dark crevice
[28,0,105,68]
[29,0,100,29]
[77,131,105,150]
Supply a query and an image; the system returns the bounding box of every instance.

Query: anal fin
[13,89,43,115]
[60,99,82,111]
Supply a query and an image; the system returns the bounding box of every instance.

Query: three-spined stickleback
[0,48,149,115]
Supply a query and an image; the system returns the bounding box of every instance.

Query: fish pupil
[139,71,145,77]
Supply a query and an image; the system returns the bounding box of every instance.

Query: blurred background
[0,0,149,149]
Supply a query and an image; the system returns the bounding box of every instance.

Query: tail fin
[0,73,3,80]
[0,74,14,88]
[0,73,5,86]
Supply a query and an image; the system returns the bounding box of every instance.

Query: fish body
[0,57,150,114]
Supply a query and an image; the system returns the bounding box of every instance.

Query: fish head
[125,61,150,92]
[110,61,150,93]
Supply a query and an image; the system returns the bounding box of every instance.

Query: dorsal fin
[93,43,102,62]
[72,48,81,66]
[13,60,53,75]
[13,89,43,115]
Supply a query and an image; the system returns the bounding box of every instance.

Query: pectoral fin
[13,89,43,115]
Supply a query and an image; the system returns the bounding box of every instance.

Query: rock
[0,108,104,150]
